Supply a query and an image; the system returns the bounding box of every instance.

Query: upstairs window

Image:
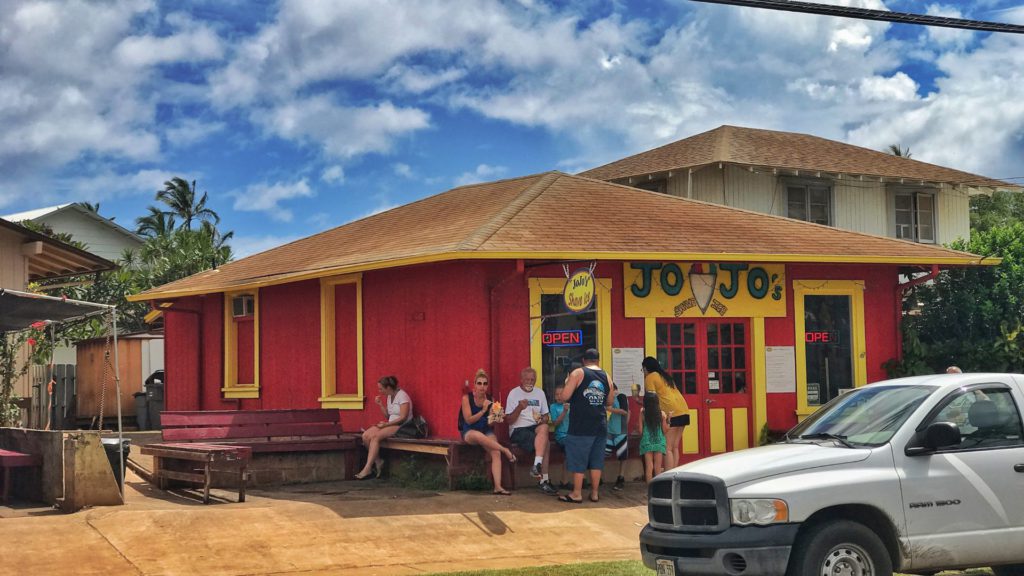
[894,191,935,243]
[634,179,668,194]
[786,184,832,226]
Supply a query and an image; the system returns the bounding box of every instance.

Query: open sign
[543,330,583,347]
[805,331,840,344]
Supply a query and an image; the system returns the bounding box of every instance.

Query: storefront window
[539,293,597,404]
[804,295,852,406]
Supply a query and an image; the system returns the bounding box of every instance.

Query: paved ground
[0,468,647,576]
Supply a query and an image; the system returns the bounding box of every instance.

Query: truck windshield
[787,385,934,447]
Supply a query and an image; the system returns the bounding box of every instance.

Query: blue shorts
[563,434,605,473]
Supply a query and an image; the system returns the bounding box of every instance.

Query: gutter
[894,264,941,360]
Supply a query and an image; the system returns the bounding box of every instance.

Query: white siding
[834,179,887,237]
[38,211,141,262]
[937,185,971,245]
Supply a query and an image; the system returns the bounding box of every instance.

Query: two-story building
[3,203,144,263]
[580,125,1014,246]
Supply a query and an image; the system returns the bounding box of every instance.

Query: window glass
[916,193,935,243]
[925,387,1024,450]
[540,294,597,405]
[789,385,934,446]
[804,295,852,406]
[787,187,808,221]
[787,185,831,225]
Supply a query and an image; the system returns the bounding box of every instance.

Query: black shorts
[510,425,539,452]
[669,414,690,427]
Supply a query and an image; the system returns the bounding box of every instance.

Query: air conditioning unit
[232,294,255,318]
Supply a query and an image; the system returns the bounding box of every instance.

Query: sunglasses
[475,380,489,385]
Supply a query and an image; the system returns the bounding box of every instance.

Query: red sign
[805,331,839,343]
[542,330,583,347]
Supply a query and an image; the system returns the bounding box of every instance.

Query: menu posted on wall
[766,346,796,393]
[612,347,645,396]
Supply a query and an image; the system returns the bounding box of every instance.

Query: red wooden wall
[162,259,901,439]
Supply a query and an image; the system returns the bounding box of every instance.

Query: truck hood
[668,442,871,486]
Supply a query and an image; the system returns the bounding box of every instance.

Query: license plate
[656,558,676,576]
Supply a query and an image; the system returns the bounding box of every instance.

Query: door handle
[704,398,714,405]
[1014,464,1024,473]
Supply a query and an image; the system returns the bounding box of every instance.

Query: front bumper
[640,523,800,576]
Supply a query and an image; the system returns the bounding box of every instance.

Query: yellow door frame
[223,290,260,399]
[319,273,364,409]
[529,277,612,392]
[793,279,867,419]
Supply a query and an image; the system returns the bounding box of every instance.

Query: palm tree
[156,177,220,230]
[135,206,177,238]
[887,144,912,159]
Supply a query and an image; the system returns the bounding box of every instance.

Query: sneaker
[612,476,625,491]
[530,463,542,478]
[539,481,558,495]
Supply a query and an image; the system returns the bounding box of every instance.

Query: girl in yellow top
[642,356,689,470]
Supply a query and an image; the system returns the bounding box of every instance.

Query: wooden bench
[378,437,515,490]
[0,448,42,505]
[141,409,360,504]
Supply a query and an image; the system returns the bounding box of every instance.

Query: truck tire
[994,566,1024,576]
[786,519,893,576]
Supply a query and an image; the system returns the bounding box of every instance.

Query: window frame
[223,290,260,399]
[892,189,937,244]
[913,383,1024,454]
[319,273,364,410]
[634,178,668,194]
[784,180,834,226]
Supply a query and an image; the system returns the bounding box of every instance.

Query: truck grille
[648,472,729,532]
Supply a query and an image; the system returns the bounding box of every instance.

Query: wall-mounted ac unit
[232,294,255,318]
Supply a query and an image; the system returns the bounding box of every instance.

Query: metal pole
[111,307,124,503]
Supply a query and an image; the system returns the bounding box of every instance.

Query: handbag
[394,415,429,439]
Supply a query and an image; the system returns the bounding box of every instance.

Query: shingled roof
[578,125,1014,189]
[130,171,992,301]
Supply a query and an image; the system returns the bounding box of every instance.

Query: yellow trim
[709,409,726,453]
[644,318,657,358]
[129,250,997,302]
[319,273,364,410]
[529,277,612,391]
[752,318,767,443]
[143,309,163,324]
[682,409,699,454]
[732,407,749,450]
[223,290,260,399]
[793,280,867,419]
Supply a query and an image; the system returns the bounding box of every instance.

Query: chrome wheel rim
[819,543,874,576]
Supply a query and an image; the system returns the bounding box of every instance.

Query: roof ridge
[456,171,562,252]
[713,125,732,163]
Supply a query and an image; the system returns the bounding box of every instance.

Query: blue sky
[1,0,1022,258]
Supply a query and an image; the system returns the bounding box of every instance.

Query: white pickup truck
[640,373,1024,576]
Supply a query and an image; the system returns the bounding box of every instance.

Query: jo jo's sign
[623,262,787,318]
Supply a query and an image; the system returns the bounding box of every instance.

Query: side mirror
[907,422,961,455]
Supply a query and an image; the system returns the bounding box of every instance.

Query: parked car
[640,373,1024,576]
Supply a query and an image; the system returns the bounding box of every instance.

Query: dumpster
[101,438,131,489]
[133,392,149,430]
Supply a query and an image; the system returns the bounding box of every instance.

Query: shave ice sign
[623,262,786,318]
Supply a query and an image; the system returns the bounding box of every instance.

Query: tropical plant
[135,206,177,238]
[156,177,220,230]
[887,144,912,158]
[0,324,49,426]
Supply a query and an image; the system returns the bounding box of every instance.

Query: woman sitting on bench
[356,375,412,479]
[459,369,516,495]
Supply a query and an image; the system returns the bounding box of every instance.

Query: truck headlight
[730,499,789,525]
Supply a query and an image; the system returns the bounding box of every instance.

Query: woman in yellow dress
[642,356,689,470]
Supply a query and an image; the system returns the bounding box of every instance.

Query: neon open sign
[805,331,841,344]
[543,330,583,347]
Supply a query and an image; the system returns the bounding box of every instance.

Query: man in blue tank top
[557,348,614,504]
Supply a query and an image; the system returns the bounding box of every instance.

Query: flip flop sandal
[589,495,600,503]
[558,494,583,504]
[493,489,512,496]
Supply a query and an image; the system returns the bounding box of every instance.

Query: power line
[690,0,1024,34]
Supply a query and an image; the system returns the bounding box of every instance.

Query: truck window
[788,385,933,446]
[924,387,1024,450]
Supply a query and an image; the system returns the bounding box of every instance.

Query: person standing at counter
[642,356,689,470]
[558,348,613,504]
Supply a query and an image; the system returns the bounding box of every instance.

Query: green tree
[156,177,220,230]
[887,144,912,158]
[135,205,177,237]
[970,189,1024,233]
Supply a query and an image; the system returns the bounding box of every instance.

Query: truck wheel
[994,566,1024,576]
[786,519,893,576]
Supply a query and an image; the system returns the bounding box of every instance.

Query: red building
[131,172,990,462]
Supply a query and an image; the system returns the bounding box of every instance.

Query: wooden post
[203,461,211,504]
[238,464,247,503]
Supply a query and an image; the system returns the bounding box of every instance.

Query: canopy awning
[0,288,112,332]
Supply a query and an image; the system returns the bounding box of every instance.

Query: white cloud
[321,165,345,184]
[114,18,224,68]
[923,5,975,50]
[233,179,314,222]
[165,119,226,146]
[393,163,414,178]
[382,64,466,94]
[858,72,919,102]
[454,164,507,186]
[232,233,302,259]
[60,169,176,200]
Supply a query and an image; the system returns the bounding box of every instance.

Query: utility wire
[690,0,1024,34]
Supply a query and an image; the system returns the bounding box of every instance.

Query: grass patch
[421,560,648,576]
[453,469,492,491]
[387,455,447,491]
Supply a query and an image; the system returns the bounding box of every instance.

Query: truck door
[899,383,1024,569]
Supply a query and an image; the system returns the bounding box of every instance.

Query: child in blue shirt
[548,384,571,488]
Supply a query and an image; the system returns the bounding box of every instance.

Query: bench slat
[162,422,344,441]
[162,409,340,427]
[154,469,208,484]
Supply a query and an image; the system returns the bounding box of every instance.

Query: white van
[640,373,1024,576]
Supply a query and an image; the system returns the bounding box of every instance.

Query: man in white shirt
[506,367,557,495]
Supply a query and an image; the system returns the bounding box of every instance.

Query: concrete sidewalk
[0,469,647,576]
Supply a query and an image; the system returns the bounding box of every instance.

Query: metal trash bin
[133,392,149,430]
[145,370,165,430]
[101,438,131,489]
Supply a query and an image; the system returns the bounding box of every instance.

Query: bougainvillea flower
[27,337,37,346]
[31,321,46,330]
